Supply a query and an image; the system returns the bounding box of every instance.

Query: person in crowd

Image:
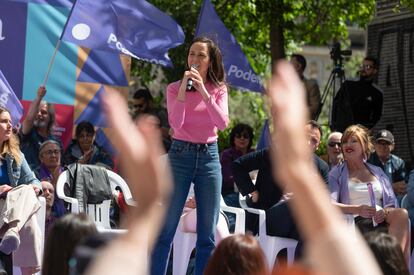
[331,56,383,132]
[35,140,67,218]
[329,124,410,261]
[364,232,409,275]
[233,122,329,255]
[41,181,57,237]
[42,213,97,275]
[64,121,114,169]
[151,36,229,275]
[0,106,43,274]
[306,120,330,183]
[85,60,382,275]
[290,54,321,120]
[20,86,61,169]
[220,123,254,208]
[130,87,171,151]
[204,234,268,275]
[327,131,343,169]
[267,61,382,274]
[368,129,406,201]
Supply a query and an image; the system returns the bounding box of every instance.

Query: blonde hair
[341,124,374,160]
[0,107,22,165]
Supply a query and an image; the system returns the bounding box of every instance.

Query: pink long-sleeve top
[167,80,229,144]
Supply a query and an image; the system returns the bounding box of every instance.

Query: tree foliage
[132,0,377,147]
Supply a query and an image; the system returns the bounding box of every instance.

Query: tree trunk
[269,1,285,73]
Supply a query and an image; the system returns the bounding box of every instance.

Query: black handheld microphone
[186,64,199,91]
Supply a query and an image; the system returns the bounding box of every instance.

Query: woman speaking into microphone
[151,36,229,275]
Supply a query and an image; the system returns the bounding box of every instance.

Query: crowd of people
[0,35,412,275]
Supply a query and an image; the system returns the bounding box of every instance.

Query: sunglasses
[328,142,341,148]
[376,140,392,146]
[361,64,374,70]
[235,134,250,139]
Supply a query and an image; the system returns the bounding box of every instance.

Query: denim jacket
[329,162,397,208]
[4,153,40,188]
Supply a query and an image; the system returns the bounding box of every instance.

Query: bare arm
[268,61,381,275]
[21,86,46,135]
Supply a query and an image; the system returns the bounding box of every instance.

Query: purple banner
[0,1,28,98]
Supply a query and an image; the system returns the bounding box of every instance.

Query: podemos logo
[228,65,262,85]
[107,33,167,66]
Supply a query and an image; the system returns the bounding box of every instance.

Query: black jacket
[331,79,383,132]
[232,149,329,210]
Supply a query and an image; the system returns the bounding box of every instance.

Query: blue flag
[195,0,264,93]
[256,119,270,150]
[62,0,185,67]
[0,70,24,126]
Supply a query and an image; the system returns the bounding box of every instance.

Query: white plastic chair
[239,193,298,268]
[172,196,246,275]
[56,168,134,232]
[13,196,46,275]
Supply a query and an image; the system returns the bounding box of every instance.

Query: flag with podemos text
[195,0,264,93]
[62,0,185,67]
[0,0,130,150]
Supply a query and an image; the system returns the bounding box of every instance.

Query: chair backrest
[401,194,408,209]
[56,167,134,229]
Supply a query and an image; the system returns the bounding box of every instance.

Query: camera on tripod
[315,42,352,120]
[330,42,352,63]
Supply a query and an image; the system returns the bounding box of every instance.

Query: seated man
[41,181,57,237]
[327,132,343,169]
[368,129,406,202]
[232,121,329,257]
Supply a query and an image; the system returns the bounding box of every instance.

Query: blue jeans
[151,139,222,275]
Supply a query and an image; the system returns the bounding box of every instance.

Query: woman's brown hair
[204,234,268,275]
[0,107,21,165]
[188,36,226,87]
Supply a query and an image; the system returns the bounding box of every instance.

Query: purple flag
[195,0,264,93]
[61,0,185,67]
[0,70,24,126]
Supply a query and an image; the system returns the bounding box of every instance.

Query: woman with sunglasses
[150,36,229,275]
[220,124,254,211]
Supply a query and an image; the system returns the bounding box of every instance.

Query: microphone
[186,64,199,91]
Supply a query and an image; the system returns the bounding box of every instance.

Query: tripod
[315,58,346,121]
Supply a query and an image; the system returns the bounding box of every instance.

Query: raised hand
[103,91,171,217]
[37,86,46,99]
[267,61,310,186]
